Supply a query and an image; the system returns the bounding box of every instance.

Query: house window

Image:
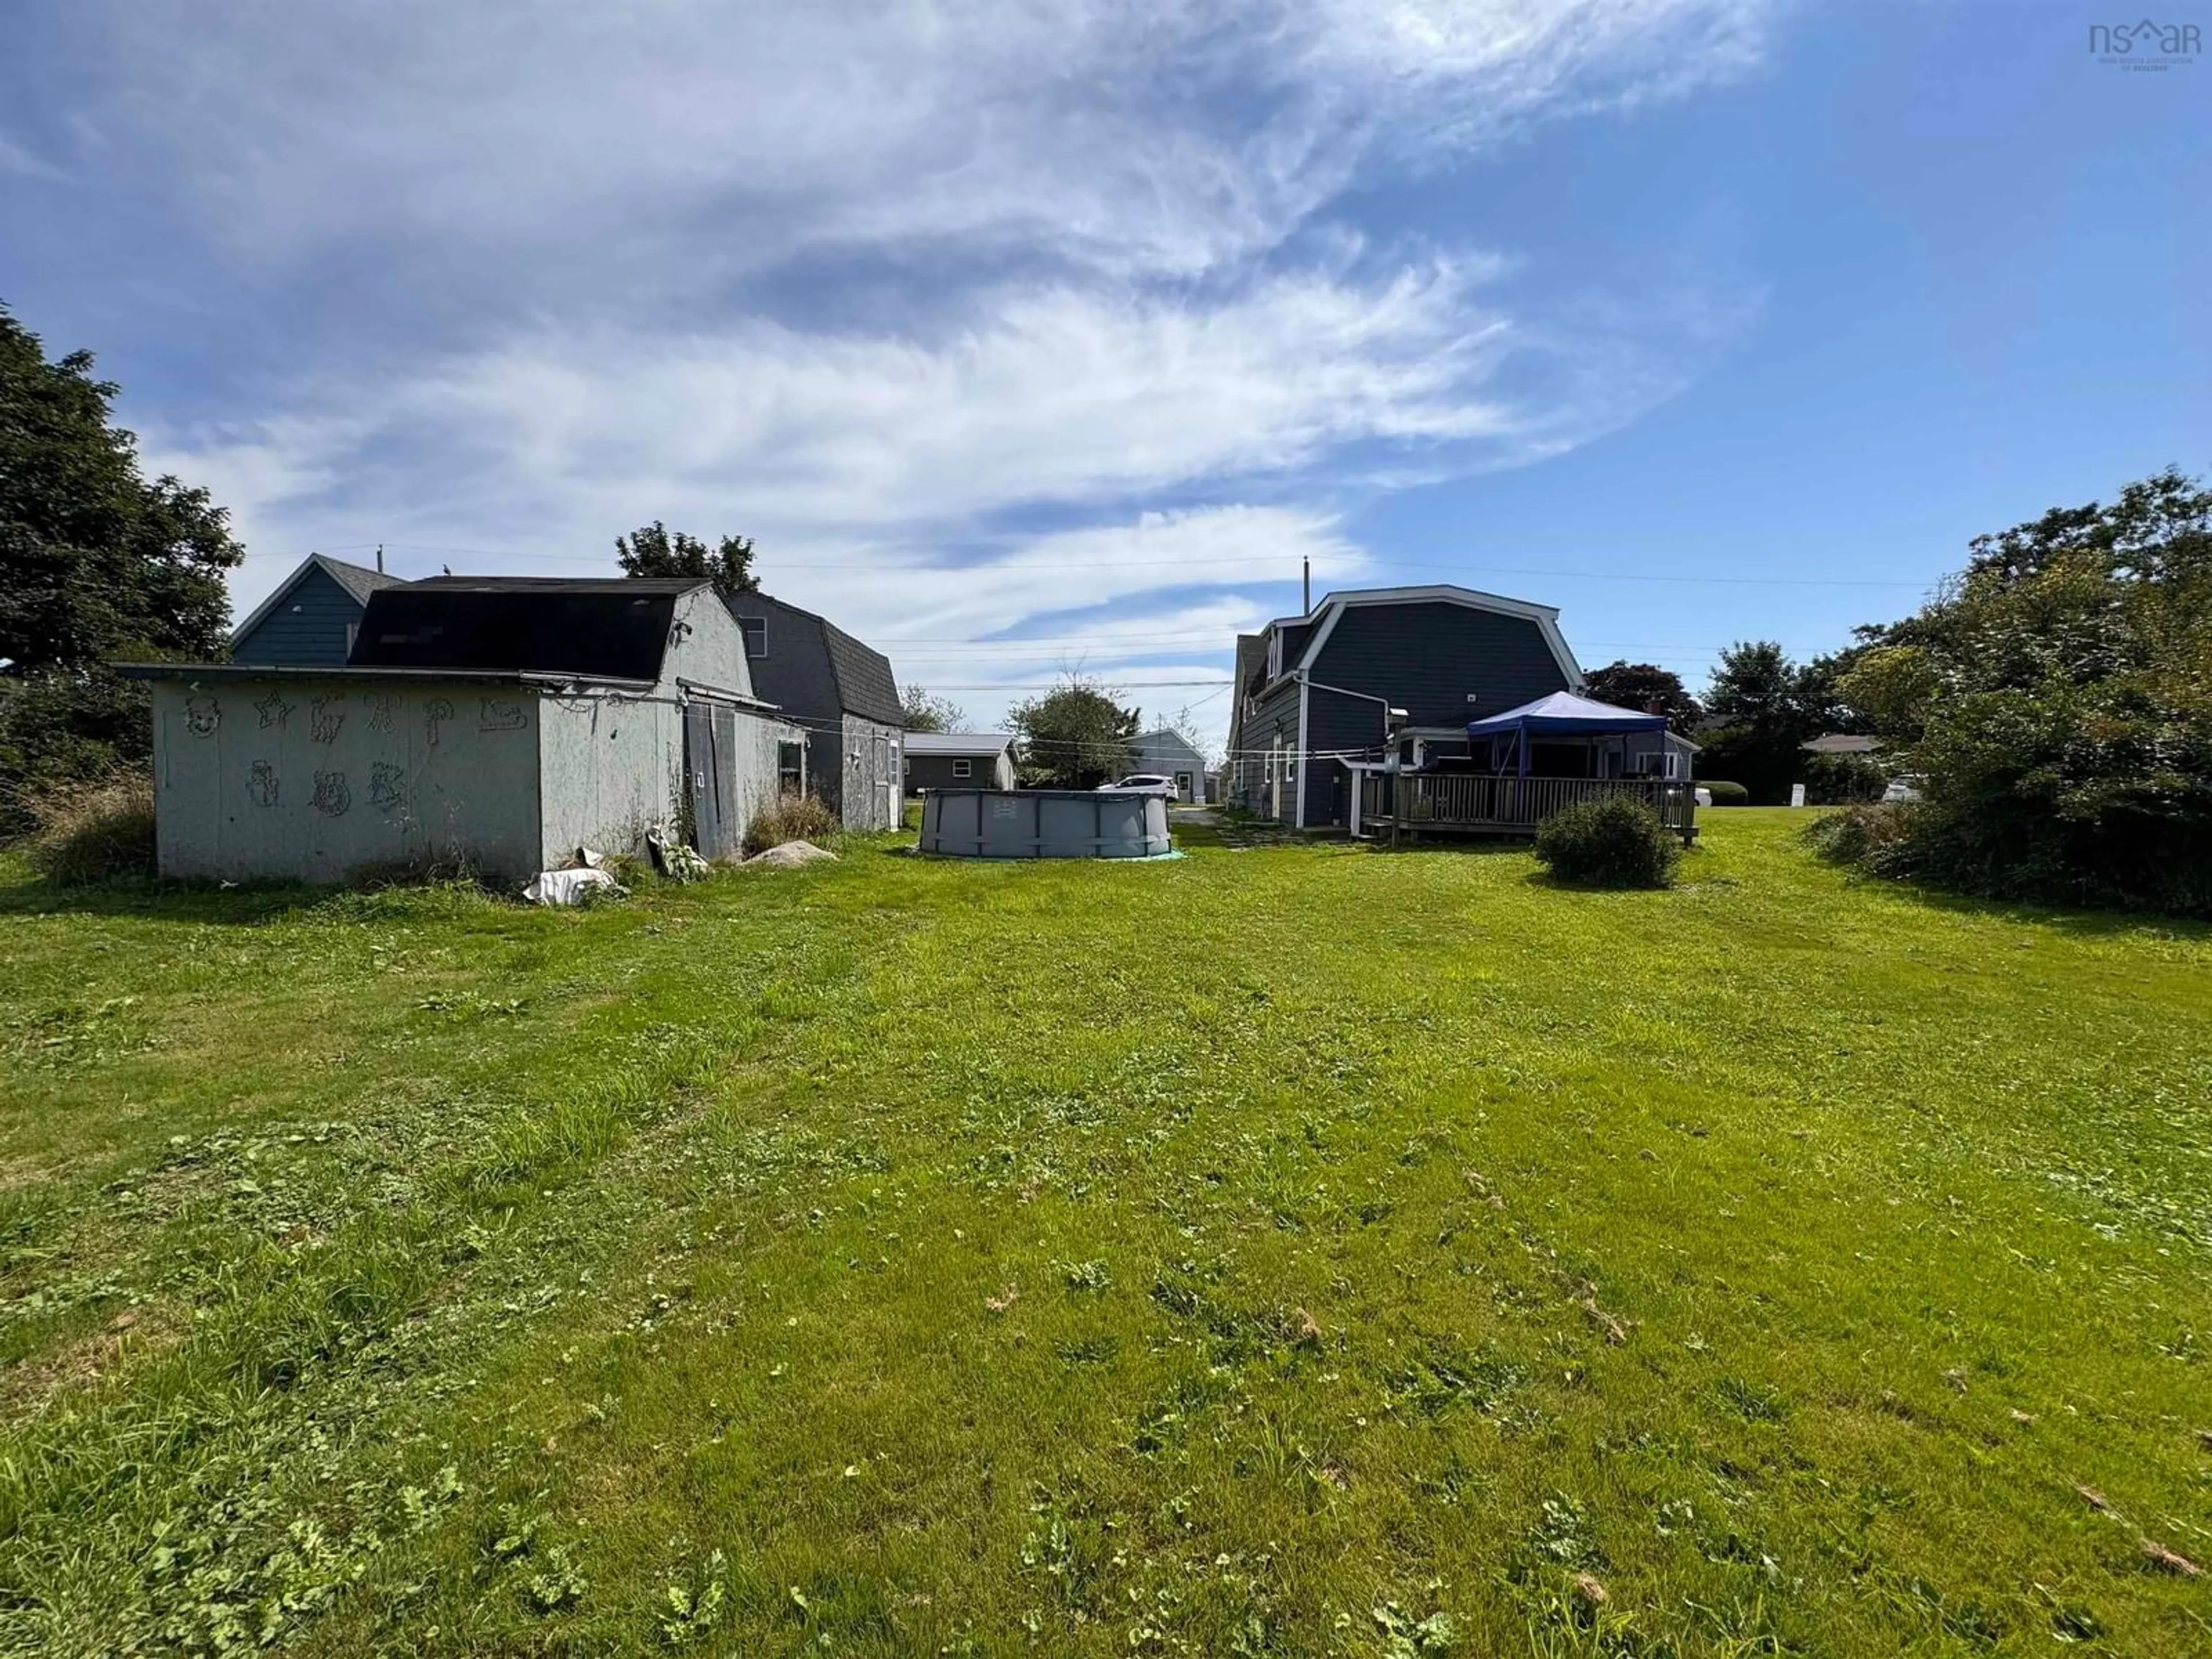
[1267,632,1283,680]
[343,621,359,657]
[740,617,767,658]
[777,740,805,790]
[952,757,972,779]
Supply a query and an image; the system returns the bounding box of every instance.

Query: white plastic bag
[521,868,627,906]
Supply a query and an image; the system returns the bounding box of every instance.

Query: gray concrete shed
[121,578,803,884]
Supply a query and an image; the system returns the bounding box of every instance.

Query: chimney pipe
[1302,555,1310,615]
[376,544,385,574]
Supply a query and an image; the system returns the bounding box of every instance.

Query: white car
[1099,774,1176,795]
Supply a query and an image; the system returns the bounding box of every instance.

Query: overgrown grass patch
[0,814,2208,1654]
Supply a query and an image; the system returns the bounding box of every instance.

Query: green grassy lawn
[2,811,2209,1657]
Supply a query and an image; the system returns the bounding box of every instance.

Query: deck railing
[1359,772,1696,838]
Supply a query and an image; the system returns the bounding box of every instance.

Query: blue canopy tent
[1466,691,1668,777]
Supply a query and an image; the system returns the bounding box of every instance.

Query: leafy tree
[1703,640,1794,730]
[1698,641,1867,804]
[614,521,759,594]
[1,304,243,830]
[1007,674,1139,788]
[899,684,966,733]
[1825,468,2212,917]
[1581,661,1702,736]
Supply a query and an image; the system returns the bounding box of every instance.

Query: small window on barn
[952,757,972,779]
[777,740,804,789]
[740,618,767,658]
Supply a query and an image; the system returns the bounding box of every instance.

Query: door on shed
[685,702,741,859]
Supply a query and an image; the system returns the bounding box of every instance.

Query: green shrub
[1532,797,1680,889]
[20,771,156,884]
[1803,802,1921,876]
[744,790,836,856]
[1802,752,1888,805]
[1700,780,1750,806]
[0,669,154,839]
[1830,469,2212,919]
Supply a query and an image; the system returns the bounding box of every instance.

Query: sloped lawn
[1,811,2208,1656]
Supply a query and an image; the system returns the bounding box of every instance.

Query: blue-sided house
[1227,584,1696,838]
[230,554,408,666]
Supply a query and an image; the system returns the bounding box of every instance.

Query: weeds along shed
[119,577,806,884]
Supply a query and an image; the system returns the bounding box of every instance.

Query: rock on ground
[746,840,838,869]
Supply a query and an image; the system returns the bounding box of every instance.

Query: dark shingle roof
[351,584,685,681]
[723,591,903,726]
[821,617,903,725]
[1232,632,1264,696]
[315,554,408,607]
[228,553,407,650]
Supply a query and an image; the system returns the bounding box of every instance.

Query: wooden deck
[1357,772,1697,841]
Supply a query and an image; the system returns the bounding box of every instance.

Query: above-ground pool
[919,789,1172,858]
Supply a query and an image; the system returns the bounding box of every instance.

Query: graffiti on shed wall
[154,679,543,883]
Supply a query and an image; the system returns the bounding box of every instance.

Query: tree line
[1585,468,2211,915]
[6,300,2206,912]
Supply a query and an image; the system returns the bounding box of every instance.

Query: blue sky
[3,2,2205,752]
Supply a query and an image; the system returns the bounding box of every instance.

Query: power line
[908,678,1233,691]
[235,541,1937,590]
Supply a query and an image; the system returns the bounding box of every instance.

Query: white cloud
[396,261,1524,535]
[817,509,1367,652]
[101,0,1771,747]
[93,1,1770,286]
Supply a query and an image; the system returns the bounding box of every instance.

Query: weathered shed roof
[115,662,656,691]
[407,575,707,595]
[351,580,704,681]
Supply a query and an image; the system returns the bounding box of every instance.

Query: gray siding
[835,714,904,831]
[725,594,903,828]
[1309,601,1571,728]
[907,751,1014,792]
[148,678,544,884]
[536,694,685,866]
[661,588,760,699]
[1129,730,1208,801]
[232,566,368,666]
